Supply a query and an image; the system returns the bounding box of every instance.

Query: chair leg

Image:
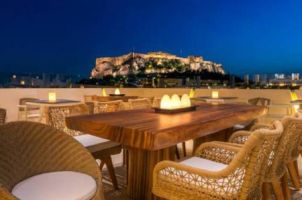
[104,156,119,190]
[281,172,292,200]
[262,182,272,200]
[100,160,105,169]
[182,142,186,157]
[272,180,285,200]
[287,161,301,190]
[294,160,300,177]
[175,145,180,159]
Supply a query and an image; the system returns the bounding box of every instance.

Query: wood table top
[66,103,266,150]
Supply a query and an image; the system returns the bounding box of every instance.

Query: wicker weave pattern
[230,115,302,181]
[0,121,103,200]
[128,98,152,110]
[153,124,282,200]
[48,104,89,136]
[94,100,123,113]
[0,108,6,125]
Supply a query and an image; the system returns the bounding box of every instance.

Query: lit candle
[102,88,107,96]
[212,91,219,99]
[160,95,171,109]
[181,94,191,108]
[171,94,181,109]
[48,92,57,102]
[293,104,300,113]
[115,88,120,95]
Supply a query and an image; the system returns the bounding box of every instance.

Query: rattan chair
[47,104,121,190]
[93,100,123,113]
[128,98,152,110]
[234,97,271,131]
[153,121,282,200]
[248,97,271,106]
[229,114,302,199]
[0,108,6,125]
[18,98,41,121]
[0,121,103,200]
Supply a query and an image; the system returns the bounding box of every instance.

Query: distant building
[91,52,225,78]
[292,73,300,81]
[244,74,249,85]
[254,74,260,84]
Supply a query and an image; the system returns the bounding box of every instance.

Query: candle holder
[154,94,197,114]
[109,94,125,97]
[154,105,197,114]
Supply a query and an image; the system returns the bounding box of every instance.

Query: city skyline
[1,0,302,76]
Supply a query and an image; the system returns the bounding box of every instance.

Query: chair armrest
[194,141,241,164]
[0,186,17,200]
[250,123,272,131]
[228,130,252,144]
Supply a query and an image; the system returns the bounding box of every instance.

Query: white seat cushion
[180,157,227,171]
[12,171,97,200]
[233,124,246,130]
[74,134,109,147]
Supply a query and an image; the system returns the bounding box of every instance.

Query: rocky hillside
[91,52,225,78]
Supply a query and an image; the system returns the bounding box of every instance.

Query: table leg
[126,146,175,200]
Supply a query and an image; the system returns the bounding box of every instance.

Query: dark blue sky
[1,0,302,76]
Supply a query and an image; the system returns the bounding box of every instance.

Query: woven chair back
[128,98,152,110]
[94,100,123,113]
[48,104,89,136]
[0,121,100,193]
[248,97,270,106]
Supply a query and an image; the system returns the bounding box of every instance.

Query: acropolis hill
[91,52,225,78]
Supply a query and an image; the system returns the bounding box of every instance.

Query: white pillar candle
[115,88,120,95]
[48,92,57,102]
[160,95,171,109]
[212,91,219,99]
[181,94,191,108]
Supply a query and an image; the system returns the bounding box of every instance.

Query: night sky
[1,0,302,76]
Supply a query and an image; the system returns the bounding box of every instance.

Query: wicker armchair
[93,100,123,113]
[153,122,282,200]
[0,121,103,200]
[0,108,6,125]
[47,104,121,189]
[17,98,41,121]
[234,98,271,131]
[229,114,302,199]
[248,97,271,106]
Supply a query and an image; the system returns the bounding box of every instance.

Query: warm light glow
[48,92,57,102]
[189,88,195,98]
[171,94,181,109]
[293,104,300,113]
[114,88,120,95]
[212,91,219,99]
[181,94,191,107]
[160,94,191,110]
[20,80,25,85]
[291,91,298,101]
[102,88,107,96]
[160,95,171,109]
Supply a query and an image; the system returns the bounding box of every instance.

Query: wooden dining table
[66,103,267,200]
